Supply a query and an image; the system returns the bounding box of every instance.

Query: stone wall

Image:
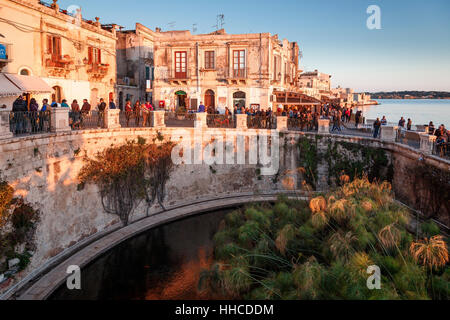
[0,128,449,296]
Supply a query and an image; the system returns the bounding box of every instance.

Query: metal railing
[9,111,51,136]
[119,111,153,128]
[288,117,317,132]
[70,111,105,130]
[433,141,450,159]
[395,128,421,149]
[247,115,276,129]
[164,112,196,128]
[207,114,235,128]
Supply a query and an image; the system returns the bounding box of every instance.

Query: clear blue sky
[58,0,450,92]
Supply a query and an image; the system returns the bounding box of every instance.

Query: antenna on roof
[213,14,225,31]
[168,21,176,29]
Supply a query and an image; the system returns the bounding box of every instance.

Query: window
[19,68,30,76]
[175,51,187,78]
[233,50,245,78]
[205,51,215,69]
[88,47,101,64]
[47,36,61,58]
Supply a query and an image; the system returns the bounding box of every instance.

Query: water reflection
[50,209,234,300]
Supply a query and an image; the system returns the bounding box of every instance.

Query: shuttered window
[205,51,215,69]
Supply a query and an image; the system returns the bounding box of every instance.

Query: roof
[0,73,22,97]
[4,74,52,94]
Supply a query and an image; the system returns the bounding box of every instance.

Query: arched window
[19,68,30,76]
[204,89,215,108]
[233,91,246,109]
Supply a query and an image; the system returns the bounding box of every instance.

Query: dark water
[49,209,233,300]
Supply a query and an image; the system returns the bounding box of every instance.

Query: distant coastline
[368,91,450,100]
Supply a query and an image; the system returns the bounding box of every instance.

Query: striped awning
[4,73,52,94]
[0,73,22,97]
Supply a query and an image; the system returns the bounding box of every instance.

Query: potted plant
[176,106,187,120]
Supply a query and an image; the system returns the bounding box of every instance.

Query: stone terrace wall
[0,128,449,295]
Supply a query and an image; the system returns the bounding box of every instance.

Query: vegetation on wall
[297,137,319,189]
[199,178,449,300]
[0,182,40,277]
[78,137,176,226]
[321,139,391,186]
[412,162,450,222]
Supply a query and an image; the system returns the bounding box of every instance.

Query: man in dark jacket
[81,99,91,113]
[373,118,382,138]
[12,95,28,134]
[97,98,107,127]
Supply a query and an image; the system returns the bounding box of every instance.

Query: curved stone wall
[0,127,448,298]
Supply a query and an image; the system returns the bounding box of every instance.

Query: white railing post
[276,116,288,131]
[380,126,398,142]
[419,133,437,154]
[318,119,330,134]
[235,114,248,130]
[151,111,166,128]
[51,108,71,133]
[104,109,121,129]
[194,112,207,129]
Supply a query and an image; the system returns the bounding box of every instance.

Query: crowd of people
[5,95,450,157]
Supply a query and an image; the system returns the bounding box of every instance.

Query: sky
[57,0,450,92]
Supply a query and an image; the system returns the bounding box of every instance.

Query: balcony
[168,71,190,86]
[45,54,73,77]
[226,68,247,85]
[0,43,13,71]
[86,63,109,81]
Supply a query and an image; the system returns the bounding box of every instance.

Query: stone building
[151,28,300,112]
[297,69,332,101]
[0,0,117,109]
[116,23,156,109]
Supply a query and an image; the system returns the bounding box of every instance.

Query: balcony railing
[247,115,276,130]
[9,111,51,136]
[86,63,109,79]
[207,114,235,128]
[232,69,246,78]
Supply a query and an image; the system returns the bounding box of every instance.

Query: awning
[4,73,52,94]
[0,73,22,97]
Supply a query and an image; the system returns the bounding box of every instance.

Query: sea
[357,99,450,128]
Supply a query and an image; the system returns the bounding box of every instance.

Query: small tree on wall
[145,140,176,212]
[79,137,176,226]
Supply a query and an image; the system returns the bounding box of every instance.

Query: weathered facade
[297,69,332,101]
[151,28,300,112]
[116,23,156,109]
[0,0,117,108]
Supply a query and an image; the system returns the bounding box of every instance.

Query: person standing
[61,99,70,108]
[373,118,381,138]
[381,116,387,126]
[355,110,361,128]
[12,95,28,134]
[398,117,406,128]
[141,101,150,127]
[133,100,141,127]
[407,118,412,131]
[71,100,80,129]
[198,102,206,113]
[124,100,132,127]
[97,98,107,128]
